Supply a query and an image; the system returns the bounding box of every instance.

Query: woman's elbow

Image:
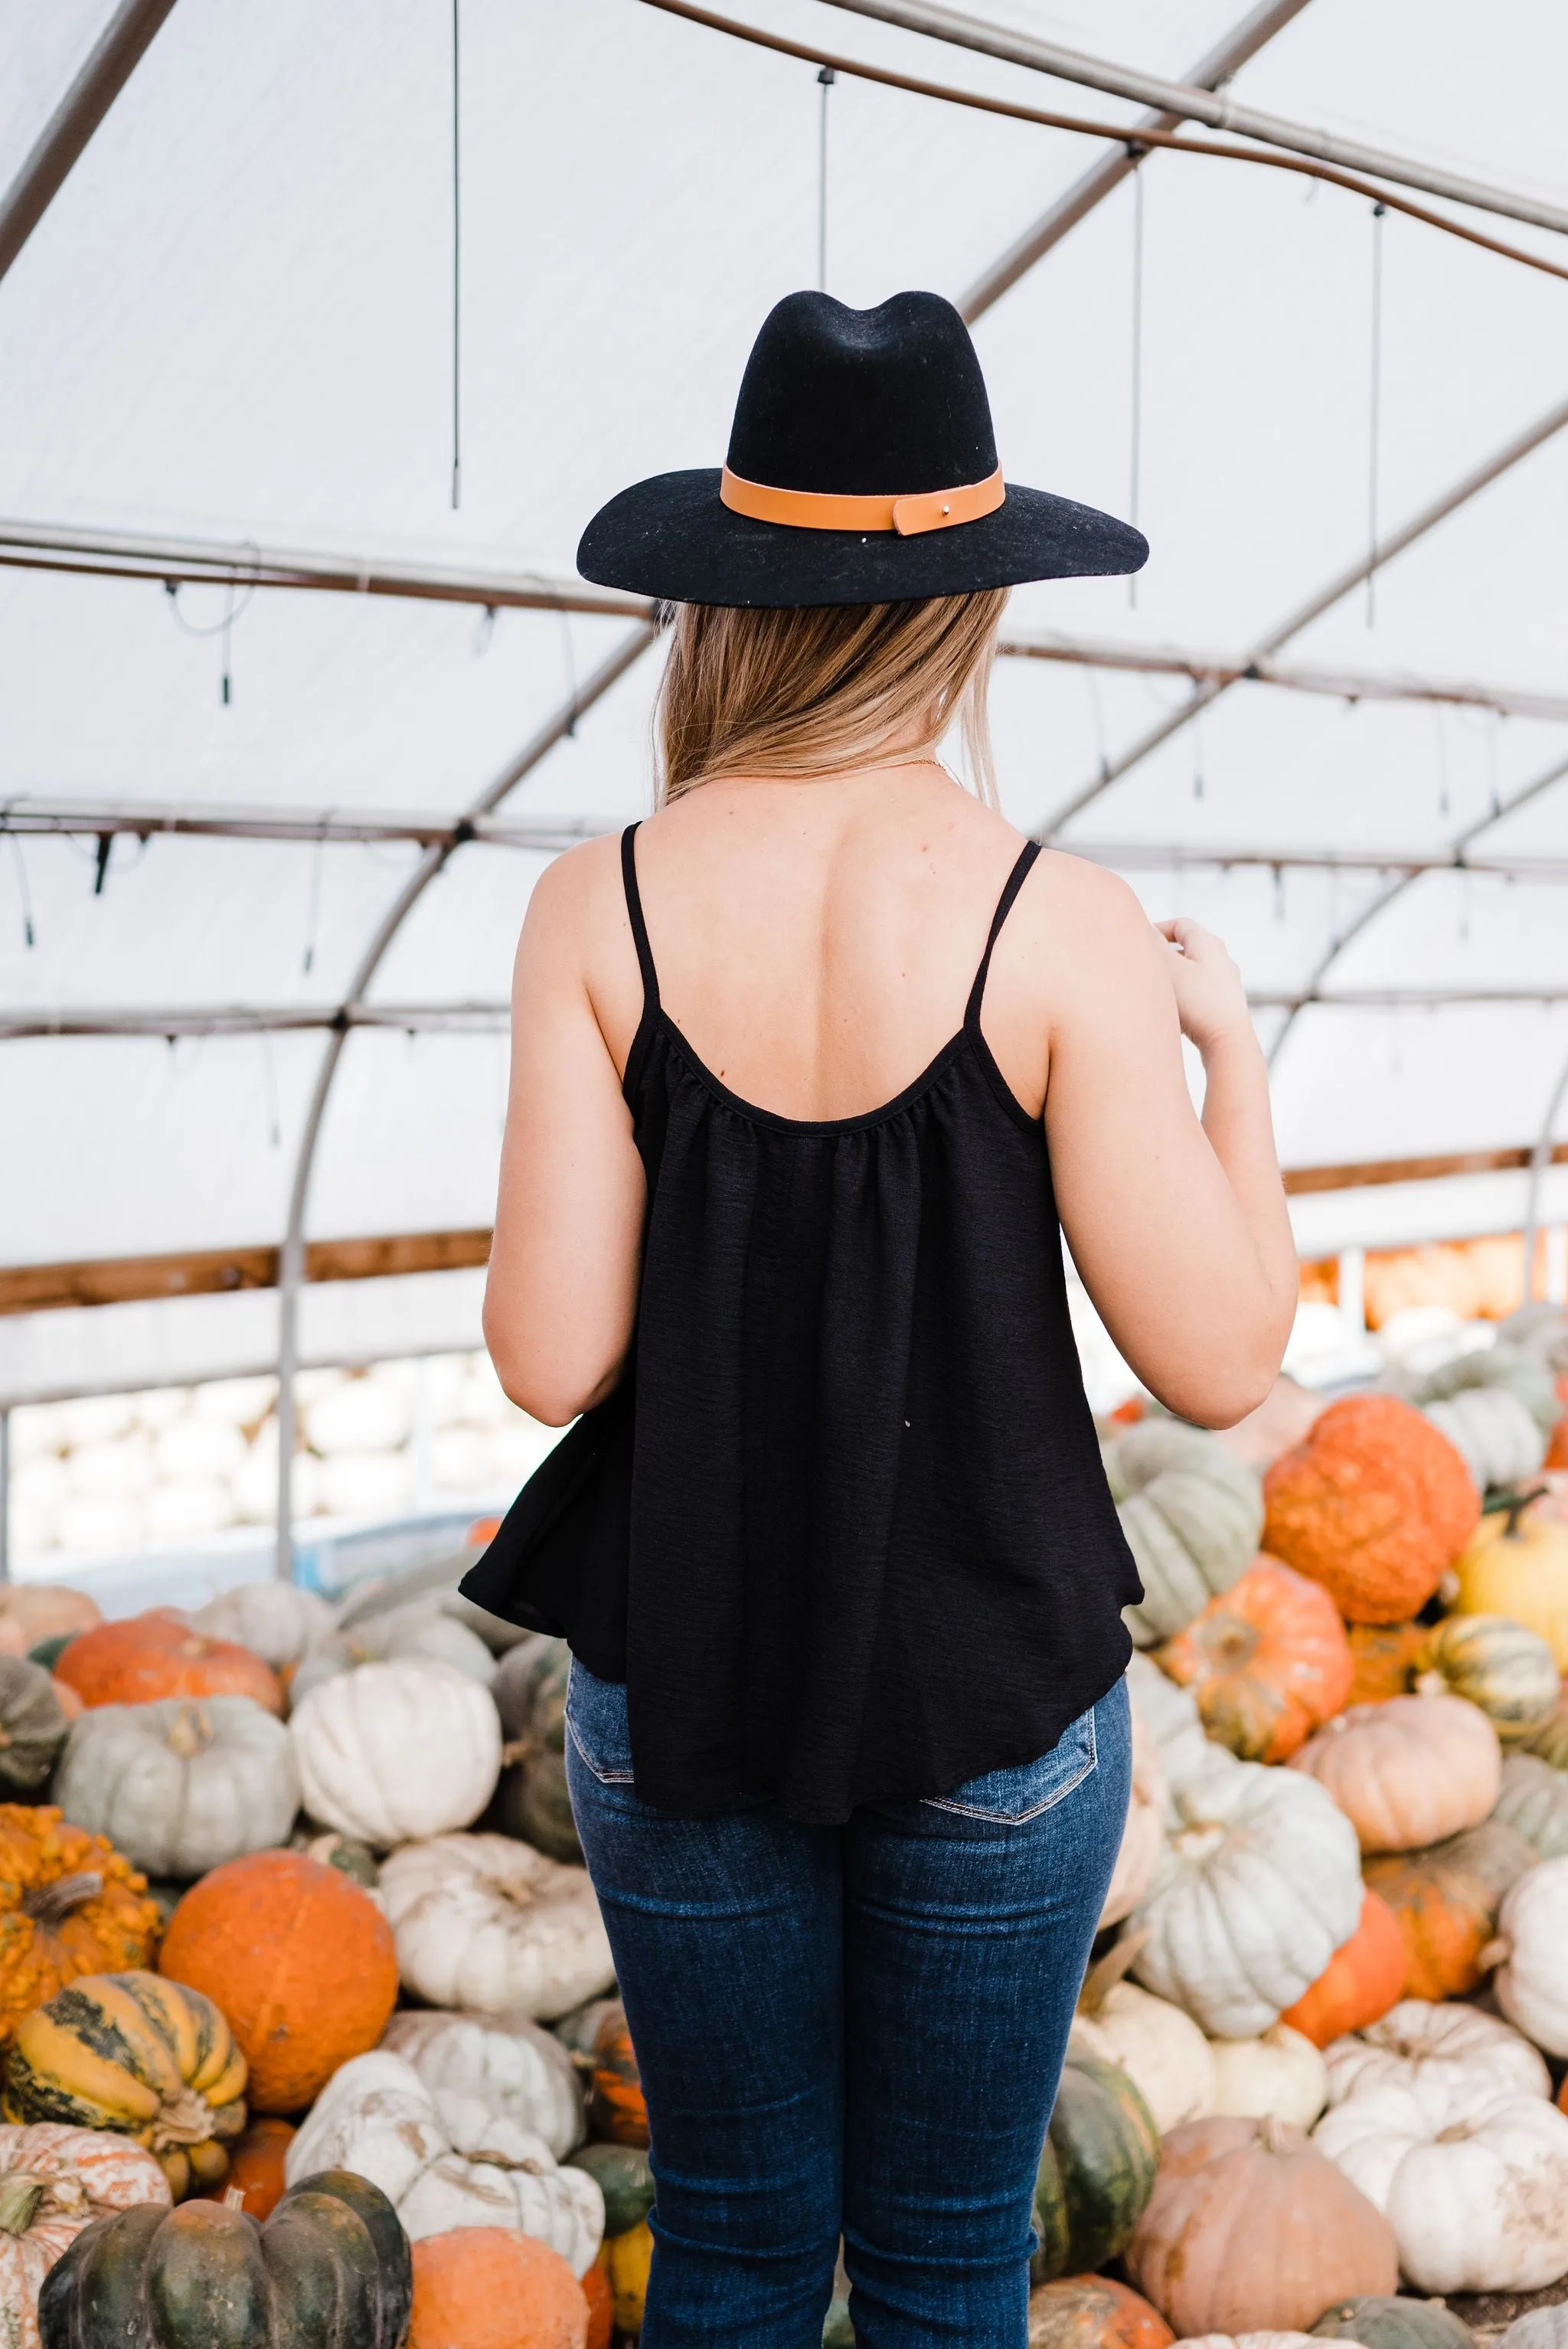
[1142,1335,1289,1431]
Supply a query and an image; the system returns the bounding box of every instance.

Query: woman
[481,292,1298,2347]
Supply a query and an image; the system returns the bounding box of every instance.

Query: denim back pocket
[564,1657,635,1785]
[920,1703,1098,1823]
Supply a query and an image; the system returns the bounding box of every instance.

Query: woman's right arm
[1040,864,1298,1428]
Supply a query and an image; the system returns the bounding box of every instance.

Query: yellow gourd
[607,2218,653,2334]
[1453,1498,1568,1670]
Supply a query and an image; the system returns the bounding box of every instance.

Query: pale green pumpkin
[1102,1423,1264,1648]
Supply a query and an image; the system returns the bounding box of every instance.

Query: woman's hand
[1155,917,1253,1054]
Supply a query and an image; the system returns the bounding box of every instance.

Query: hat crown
[725,291,998,499]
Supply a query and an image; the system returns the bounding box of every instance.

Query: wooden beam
[0,1229,492,1317]
[1282,1142,1568,1195]
[8,1148,1568,1318]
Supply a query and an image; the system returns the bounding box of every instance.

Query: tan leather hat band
[719,464,1005,537]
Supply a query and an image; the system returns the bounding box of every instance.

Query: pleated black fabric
[603,825,1141,1825]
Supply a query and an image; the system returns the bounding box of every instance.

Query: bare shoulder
[523,831,624,933]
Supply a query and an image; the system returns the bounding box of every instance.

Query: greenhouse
[2,2,1568,2344]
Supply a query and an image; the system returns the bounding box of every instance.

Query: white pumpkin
[1323,1998,1550,2109]
[187,1580,333,1670]
[1130,1760,1363,2037]
[1207,2024,1327,2128]
[1125,1651,1238,1816]
[1423,1389,1547,1492]
[380,2009,583,2161]
[1070,1978,1215,2134]
[54,1696,299,1879]
[1492,1852,1568,2055]
[290,1602,498,1709]
[1103,1423,1264,1646]
[1178,2335,1325,2349]
[1312,2075,1568,2292]
[1499,2311,1568,2349]
[379,1831,616,2020]
[289,1658,501,1848]
[283,2049,602,2274]
[1100,1701,1166,1927]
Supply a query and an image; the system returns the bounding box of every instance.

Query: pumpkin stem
[501,1736,536,1769]
[1413,1668,1449,1699]
[222,2185,247,2210]
[1258,2113,1294,2155]
[1491,1485,1550,1536]
[165,1704,214,1759]
[1477,1935,1511,1970]
[0,2175,44,2236]
[21,1870,103,1927]
[150,2087,218,2151]
[1076,1928,1148,2016]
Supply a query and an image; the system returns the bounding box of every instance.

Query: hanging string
[164,556,258,706]
[302,815,331,975]
[451,0,462,510]
[6,833,34,949]
[1128,152,1145,611]
[1432,706,1450,818]
[1366,201,1386,626]
[817,66,835,291]
[260,1029,282,1148]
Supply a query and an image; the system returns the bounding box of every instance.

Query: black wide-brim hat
[577,289,1147,609]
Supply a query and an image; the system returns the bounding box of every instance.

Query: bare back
[485,759,1298,1433]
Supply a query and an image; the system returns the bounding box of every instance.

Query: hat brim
[576,468,1147,609]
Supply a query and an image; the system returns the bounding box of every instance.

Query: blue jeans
[565,1661,1131,2349]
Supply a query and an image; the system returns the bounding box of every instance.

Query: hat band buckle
[719,464,1004,537]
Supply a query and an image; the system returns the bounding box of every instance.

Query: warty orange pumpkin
[0,1807,162,2049]
[1025,2275,1174,2349]
[1278,1887,1406,2047]
[1364,1817,1535,2000]
[53,1609,283,1714]
[1261,1394,1479,1624]
[1153,1556,1352,1762]
[158,1848,398,2114]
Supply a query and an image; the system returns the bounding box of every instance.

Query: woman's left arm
[482,845,647,1424]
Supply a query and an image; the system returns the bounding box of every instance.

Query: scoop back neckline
[638,1006,1040,1139]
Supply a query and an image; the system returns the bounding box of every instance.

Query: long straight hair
[655,590,1008,806]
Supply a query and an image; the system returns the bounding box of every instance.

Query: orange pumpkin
[0,1807,162,2047]
[1154,1555,1353,1762]
[408,2226,589,2349]
[54,1611,283,1714]
[158,1850,397,2112]
[587,2003,648,2148]
[1279,1887,1407,2047]
[1025,2274,1175,2349]
[1261,1394,1479,1624]
[1346,1622,1429,1706]
[1363,1817,1534,2000]
[0,1587,100,1661]
[194,2115,295,2219]
[583,2256,614,2349]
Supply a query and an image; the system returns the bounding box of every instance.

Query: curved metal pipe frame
[272,621,657,1576]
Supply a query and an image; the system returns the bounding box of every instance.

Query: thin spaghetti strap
[621,823,660,1015]
[965,841,1041,1029]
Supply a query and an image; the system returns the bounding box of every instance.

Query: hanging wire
[164,550,260,706]
[1432,705,1450,817]
[6,832,34,949]
[302,815,332,975]
[1366,201,1386,626]
[451,0,462,510]
[1128,152,1145,612]
[260,1028,282,1148]
[817,65,835,292]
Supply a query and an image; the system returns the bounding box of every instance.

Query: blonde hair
[655,590,1008,807]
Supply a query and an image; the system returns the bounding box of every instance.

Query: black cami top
[577,824,1141,1826]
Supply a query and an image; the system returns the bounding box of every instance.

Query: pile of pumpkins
[0,1557,648,2349]
[2,1309,1568,2349]
[1025,1317,1568,2349]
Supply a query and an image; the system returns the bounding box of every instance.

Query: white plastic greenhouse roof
[4,0,1568,1311]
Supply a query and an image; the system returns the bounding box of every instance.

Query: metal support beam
[11,801,1568,884]
[0,0,181,283]
[960,0,1314,323]
[0,1004,510,1042]
[1044,389,1568,837]
[815,0,1568,238]
[0,519,654,619]
[1265,745,1568,1069]
[272,620,656,1576]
